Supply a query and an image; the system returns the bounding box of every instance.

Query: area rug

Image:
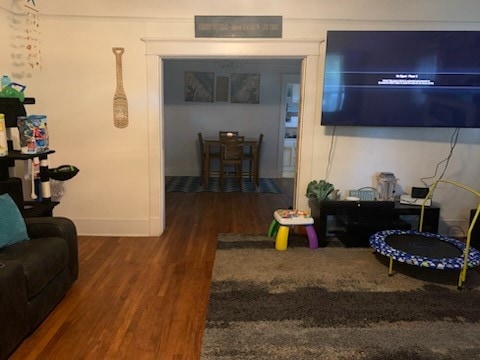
[165,176,281,193]
[201,234,480,360]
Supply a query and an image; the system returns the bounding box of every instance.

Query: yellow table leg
[388,257,394,276]
[275,225,289,251]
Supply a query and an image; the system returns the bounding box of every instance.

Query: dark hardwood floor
[10,179,294,360]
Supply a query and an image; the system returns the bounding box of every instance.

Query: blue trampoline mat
[370,229,480,270]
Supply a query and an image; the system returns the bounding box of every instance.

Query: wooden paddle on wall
[112,47,128,128]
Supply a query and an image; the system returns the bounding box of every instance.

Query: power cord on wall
[420,127,460,188]
[325,126,336,181]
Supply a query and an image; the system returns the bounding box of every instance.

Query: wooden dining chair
[219,135,245,190]
[244,133,263,187]
[197,132,207,185]
[198,132,221,185]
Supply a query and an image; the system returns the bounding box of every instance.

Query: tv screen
[321,30,480,128]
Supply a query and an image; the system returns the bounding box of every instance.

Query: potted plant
[306,179,338,214]
[306,180,336,203]
[306,180,337,247]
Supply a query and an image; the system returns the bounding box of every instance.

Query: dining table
[203,136,261,186]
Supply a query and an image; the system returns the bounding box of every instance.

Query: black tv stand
[0,98,59,217]
[309,199,440,247]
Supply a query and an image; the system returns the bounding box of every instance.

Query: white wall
[317,127,480,234]
[163,59,300,178]
[1,3,152,235]
[8,0,480,23]
[1,0,480,236]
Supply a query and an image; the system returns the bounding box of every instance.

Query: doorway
[279,75,300,178]
[142,38,322,235]
[163,59,301,182]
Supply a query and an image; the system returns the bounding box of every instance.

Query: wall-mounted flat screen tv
[321,30,480,127]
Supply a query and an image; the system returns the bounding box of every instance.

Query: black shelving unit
[0,98,59,217]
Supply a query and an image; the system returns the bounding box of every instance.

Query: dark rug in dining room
[165,176,281,193]
[201,233,480,360]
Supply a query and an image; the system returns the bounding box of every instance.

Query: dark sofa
[0,217,78,360]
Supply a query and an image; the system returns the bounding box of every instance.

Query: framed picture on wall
[231,73,260,104]
[185,71,214,102]
[215,76,229,102]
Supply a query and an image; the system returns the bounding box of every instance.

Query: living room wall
[1,0,480,235]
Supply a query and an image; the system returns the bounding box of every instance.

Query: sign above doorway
[195,16,282,38]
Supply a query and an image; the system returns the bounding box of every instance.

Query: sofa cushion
[0,237,69,299]
[0,193,29,249]
[27,268,70,331]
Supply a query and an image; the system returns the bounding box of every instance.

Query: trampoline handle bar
[420,179,480,288]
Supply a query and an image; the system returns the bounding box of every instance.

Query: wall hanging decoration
[194,16,282,38]
[24,0,43,70]
[231,73,260,104]
[112,47,129,128]
[215,76,229,102]
[185,72,214,102]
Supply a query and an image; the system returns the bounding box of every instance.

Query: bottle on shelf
[1,75,11,89]
[0,113,8,156]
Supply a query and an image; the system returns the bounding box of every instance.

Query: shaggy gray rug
[201,233,480,360]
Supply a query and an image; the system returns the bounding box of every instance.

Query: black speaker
[469,210,480,250]
[411,187,429,199]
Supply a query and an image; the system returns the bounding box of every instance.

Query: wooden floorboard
[10,179,294,360]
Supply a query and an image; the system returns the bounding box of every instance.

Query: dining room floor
[165,176,285,194]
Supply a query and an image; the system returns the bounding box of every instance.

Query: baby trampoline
[369,179,480,289]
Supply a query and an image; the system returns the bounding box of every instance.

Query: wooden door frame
[141,38,323,235]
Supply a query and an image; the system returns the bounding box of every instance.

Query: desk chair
[219,135,244,190]
[244,133,263,186]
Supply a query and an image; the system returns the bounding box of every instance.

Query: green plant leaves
[306,180,335,201]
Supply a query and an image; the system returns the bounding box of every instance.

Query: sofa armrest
[24,217,79,282]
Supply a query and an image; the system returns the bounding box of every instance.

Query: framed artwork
[215,76,229,102]
[231,73,260,104]
[185,71,214,102]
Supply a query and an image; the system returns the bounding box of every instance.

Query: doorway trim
[141,38,323,235]
[279,74,301,178]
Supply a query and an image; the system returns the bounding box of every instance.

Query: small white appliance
[400,194,432,206]
[375,172,398,201]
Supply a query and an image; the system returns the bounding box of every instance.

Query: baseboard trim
[72,218,153,236]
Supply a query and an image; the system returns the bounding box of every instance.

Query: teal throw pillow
[0,193,29,249]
